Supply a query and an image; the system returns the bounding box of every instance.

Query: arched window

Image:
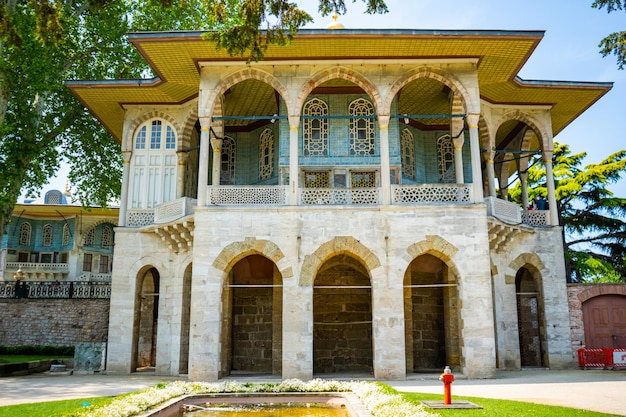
[220,136,236,185]
[349,98,375,156]
[19,223,31,246]
[62,224,70,247]
[42,224,53,247]
[437,134,455,183]
[259,129,274,181]
[44,190,63,204]
[401,128,416,180]
[303,98,328,156]
[130,119,177,209]
[102,225,112,248]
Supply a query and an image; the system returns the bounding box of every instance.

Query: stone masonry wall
[0,299,109,347]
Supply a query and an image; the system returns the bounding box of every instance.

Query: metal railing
[0,281,111,299]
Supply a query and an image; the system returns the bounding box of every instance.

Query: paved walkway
[0,369,625,415]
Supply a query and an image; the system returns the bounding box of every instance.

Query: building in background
[1,188,118,283]
[67,26,612,380]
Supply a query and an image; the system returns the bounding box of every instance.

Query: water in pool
[184,402,350,416]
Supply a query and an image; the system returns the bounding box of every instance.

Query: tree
[508,143,626,283]
[592,0,626,69]
[0,0,389,239]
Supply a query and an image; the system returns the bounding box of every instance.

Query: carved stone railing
[209,186,288,205]
[155,197,197,224]
[77,273,112,282]
[485,196,522,224]
[300,188,380,205]
[0,281,111,299]
[522,209,550,226]
[392,184,472,204]
[127,209,155,228]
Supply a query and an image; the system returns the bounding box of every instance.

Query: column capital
[542,150,554,161]
[482,148,495,161]
[452,136,465,149]
[121,150,132,164]
[378,114,390,128]
[288,114,300,129]
[199,116,211,129]
[210,137,223,151]
[466,113,480,128]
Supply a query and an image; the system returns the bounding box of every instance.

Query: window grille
[62,224,70,247]
[349,98,375,156]
[351,171,376,188]
[304,171,330,188]
[42,224,53,247]
[437,134,456,183]
[303,98,329,156]
[19,223,31,246]
[85,229,95,247]
[259,128,274,180]
[221,136,236,185]
[101,225,112,248]
[401,128,416,180]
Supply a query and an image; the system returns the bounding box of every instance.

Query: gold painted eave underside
[68,32,611,143]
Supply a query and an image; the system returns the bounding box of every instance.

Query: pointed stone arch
[212,237,290,280]
[384,66,476,117]
[295,66,382,116]
[202,68,291,120]
[494,110,551,152]
[405,235,460,277]
[299,236,381,286]
[124,111,182,152]
[505,252,546,283]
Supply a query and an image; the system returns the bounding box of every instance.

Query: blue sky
[41,1,625,198]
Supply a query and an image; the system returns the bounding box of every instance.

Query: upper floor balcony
[4,262,69,281]
[125,186,550,228]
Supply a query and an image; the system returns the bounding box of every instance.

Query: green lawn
[0,355,71,364]
[401,391,618,417]
[0,397,115,417]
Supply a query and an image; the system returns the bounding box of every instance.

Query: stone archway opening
[404,254,460,373]
[221,254,282,377]
[313,254,373,376]
[515,267,547,368]
[132,267,160,372]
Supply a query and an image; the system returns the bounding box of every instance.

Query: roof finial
[326,9,345,30]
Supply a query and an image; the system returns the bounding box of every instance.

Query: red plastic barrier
[578,348,626,369]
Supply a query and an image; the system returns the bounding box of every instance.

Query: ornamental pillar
[466,113,484,202]
[452,136,465,184]
[289,115,300,205]
[484,149,496,198]
[176,151,188,199]
[543,150,559,226]
[378,114,391,205]
[119,150,132,227]
[197,117,211,207]
[519,171,529,210]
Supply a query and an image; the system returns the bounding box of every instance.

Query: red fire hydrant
[439,366,454,405]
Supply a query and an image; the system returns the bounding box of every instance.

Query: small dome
[326,9,345,30]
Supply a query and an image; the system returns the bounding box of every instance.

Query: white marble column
[467,114,484,202]
[289,115,300,205]
[452,136,465,184]
[197,118,211,207]
[118,150,132,227]
[379,114,391,205]
[543,150,559,226]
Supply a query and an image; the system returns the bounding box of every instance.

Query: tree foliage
[509,143,626,283]
[593,0,626,69]
[0,0,388,239]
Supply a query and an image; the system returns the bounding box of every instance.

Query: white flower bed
[79,379,434,417]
